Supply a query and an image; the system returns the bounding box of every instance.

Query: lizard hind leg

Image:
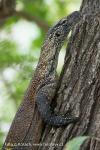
[36,90,79,127]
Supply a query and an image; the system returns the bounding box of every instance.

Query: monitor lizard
[36,11,81,126]
[3,11,81,149]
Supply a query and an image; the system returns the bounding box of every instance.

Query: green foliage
[0,40,22,68]
[0,0,81,147]
[64,136,88,150]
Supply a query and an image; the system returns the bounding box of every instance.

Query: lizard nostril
[56,33,60,37]
[55,31,61,37]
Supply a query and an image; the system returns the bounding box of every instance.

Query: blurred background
[0,0,80,147]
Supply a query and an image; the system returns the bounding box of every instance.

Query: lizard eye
[62,19,66,24]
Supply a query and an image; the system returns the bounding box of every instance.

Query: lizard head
[40,11,81,76]
[47,11,81,45]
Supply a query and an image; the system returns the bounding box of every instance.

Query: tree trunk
[37,0,100,149]
[3,0,100,150]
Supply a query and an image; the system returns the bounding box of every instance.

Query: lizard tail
[36,91,79,126]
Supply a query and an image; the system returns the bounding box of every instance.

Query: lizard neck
[35,38,63,80]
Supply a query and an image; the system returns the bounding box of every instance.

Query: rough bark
[3,0,100,150]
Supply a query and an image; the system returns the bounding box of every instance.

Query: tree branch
[0,0,15,19]
[14,10,49,32]
[0,0,49,32]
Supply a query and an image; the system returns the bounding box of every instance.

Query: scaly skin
[2,11,81,150]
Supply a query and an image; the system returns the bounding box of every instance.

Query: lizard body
[3,11,81,149]
[36,11,80,126]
